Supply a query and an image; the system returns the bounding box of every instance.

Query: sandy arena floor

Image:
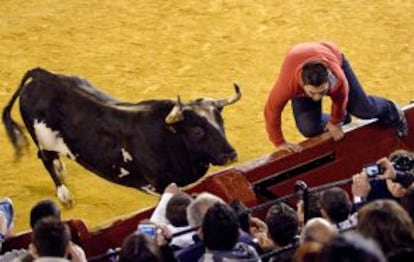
[0,0,412,232]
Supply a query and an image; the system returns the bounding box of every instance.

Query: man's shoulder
[0,249,28,262]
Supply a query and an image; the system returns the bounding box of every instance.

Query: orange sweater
[264,41,349,146]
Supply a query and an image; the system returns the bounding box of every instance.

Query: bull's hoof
[57,185,74,208]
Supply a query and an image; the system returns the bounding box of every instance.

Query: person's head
[320,232,386,262]
[266,202,298,247]
[230,199,250,233]
[357,199,414,255]
[166,192,193,227]
[301,61,329,101]
[299,217,338,244]
[119,232,164,262]
[319,187,352,224]
[30,199,61,229]
[201,203,239,251]
[31,216,70,258]
[186,192,224,227]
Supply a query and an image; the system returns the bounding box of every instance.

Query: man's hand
[351,172,371,198]
[67,242,87,262]
[164,183,180,194]
[325,121,344,141]
[377,157,397,180]
[277,142,302,153]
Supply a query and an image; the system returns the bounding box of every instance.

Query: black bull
[2,68,240,206]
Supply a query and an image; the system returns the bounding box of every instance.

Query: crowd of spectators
[0,149,413,261]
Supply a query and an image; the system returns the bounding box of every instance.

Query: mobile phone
[364,163,382,177]
[137,224,157,238]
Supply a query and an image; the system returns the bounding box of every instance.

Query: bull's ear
[165,96,184,124]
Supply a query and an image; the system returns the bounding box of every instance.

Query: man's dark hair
[230,199,250,233]
[301,61,328,86]
[119,233,164,262]
[319,187,352,223]
[202,203,239,251]
[320,232,386,262]
[32,217,70,257]
[30,199,61,228]
[266,202,298,246]
[166,193,193,227]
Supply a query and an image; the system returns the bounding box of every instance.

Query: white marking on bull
[141,184,159,196]
[121,148,133,163]
[114,104,152,112]
[194,105,222,132]
[118,167,130,178]
[57,185,73,206]
[33,120,76,159]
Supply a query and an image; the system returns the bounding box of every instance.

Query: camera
[137,224,157,238]
[390,154,414,172]
[364,163,383,177]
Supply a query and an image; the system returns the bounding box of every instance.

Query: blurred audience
[357,199,414,260]
[319,232,386,262]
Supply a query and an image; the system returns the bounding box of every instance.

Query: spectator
[119,232,176,262]
[320,232,386,262]
[0,198,14,251]
[175,193,256,262]
[357,199,414,260]
[150,183,195,250]
[299,217,338,244]
[266,202,299,262]
[230,200,272,253]
[352,151,414,208]
[30,200,61,229]
[199,203,261,261]
[28,216,86,262]
[319,187,356,231]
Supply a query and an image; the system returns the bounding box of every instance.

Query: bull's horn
[165,96,184,124]
[214,83,242,108]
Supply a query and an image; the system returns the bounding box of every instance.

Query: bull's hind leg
[38,150,73,207]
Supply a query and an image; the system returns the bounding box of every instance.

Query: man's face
[303,82,329,101]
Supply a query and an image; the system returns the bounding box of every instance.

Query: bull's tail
[2,68,48,156]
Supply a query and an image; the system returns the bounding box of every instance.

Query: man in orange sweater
[264,41,408,153]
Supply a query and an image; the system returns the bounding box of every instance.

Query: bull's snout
[216,151,238,165]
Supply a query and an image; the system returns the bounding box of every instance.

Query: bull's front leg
[38,150,73,207]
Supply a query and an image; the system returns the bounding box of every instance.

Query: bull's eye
[190,126,204,138]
